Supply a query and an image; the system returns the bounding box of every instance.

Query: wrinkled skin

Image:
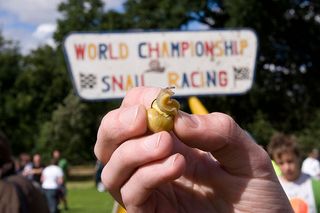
[94,87,293,213]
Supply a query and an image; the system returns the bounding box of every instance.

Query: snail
[147,87,180,133]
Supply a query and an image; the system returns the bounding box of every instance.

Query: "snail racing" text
[100,70,228,93]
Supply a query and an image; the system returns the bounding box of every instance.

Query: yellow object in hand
[147,87,180,133]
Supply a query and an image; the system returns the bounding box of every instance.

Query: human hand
[94,87,293,213]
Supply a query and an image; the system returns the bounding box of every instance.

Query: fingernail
[119,105,139,127]
[144,133,161,150]
[179,111,199,128]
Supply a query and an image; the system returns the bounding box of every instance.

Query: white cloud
[33,23,57,40]
[0,0,126,26]
[1,23,57,54]
[2,27,38,54]
[0,0,64,25]
[0,0,127,54]
[32,23,57,49]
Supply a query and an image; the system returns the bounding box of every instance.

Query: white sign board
[63,30,258,100]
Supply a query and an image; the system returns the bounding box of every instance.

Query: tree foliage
[37,92,97,163]
[298,109,320,157]
[54,0,104,44]
[0,34,24,152]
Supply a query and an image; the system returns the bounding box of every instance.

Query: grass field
[59,180,115,213]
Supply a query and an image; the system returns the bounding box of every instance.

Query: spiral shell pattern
[147,87,180,133]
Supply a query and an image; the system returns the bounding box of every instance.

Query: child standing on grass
[267,132,320,213]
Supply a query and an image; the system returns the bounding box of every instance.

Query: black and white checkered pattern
[80,73,97,89]
[233,67,250,80]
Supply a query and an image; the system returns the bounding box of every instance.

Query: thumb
[174,111,271,177]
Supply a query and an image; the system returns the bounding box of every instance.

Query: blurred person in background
[41,158,64,213]
[302,148,320,180]
[22,153,45,188]
[17,153,32,175]
[22,153,33,180]
[52,149,69,210]
[31,153,45,185]
[268,132,320,213]
[0,131,49,213]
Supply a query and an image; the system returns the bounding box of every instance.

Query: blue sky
[0,0,208,55]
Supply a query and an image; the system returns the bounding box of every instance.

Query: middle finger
[101,131,175,200]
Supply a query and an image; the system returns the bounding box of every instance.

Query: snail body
[147,87,180,133]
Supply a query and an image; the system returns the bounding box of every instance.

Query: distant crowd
[2,128,320,213]
[0,130,69,213]
[16,150,69,213]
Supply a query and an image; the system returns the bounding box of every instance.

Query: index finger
[95,87,161,164]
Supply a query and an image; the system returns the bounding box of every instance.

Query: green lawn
[59,180,115,213]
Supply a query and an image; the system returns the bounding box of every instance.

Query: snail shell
[147,87,180,133]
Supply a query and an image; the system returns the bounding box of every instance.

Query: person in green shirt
[52,149,69,211]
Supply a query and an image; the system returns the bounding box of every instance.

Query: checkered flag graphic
[79,73,97,89]
[233,67,250,80]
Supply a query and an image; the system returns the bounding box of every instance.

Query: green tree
[186,0,320,134]
[298,110,320,157]
[49,0,121,163]
[37,92,119,164]
[5,45,70,153]
[54,0,104,44]
[37,92,93,163]
[0,32,23,151]
[246,111,276,147]
[222,0,320,131]
[120,0,230,29]
[0,33,21,96]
